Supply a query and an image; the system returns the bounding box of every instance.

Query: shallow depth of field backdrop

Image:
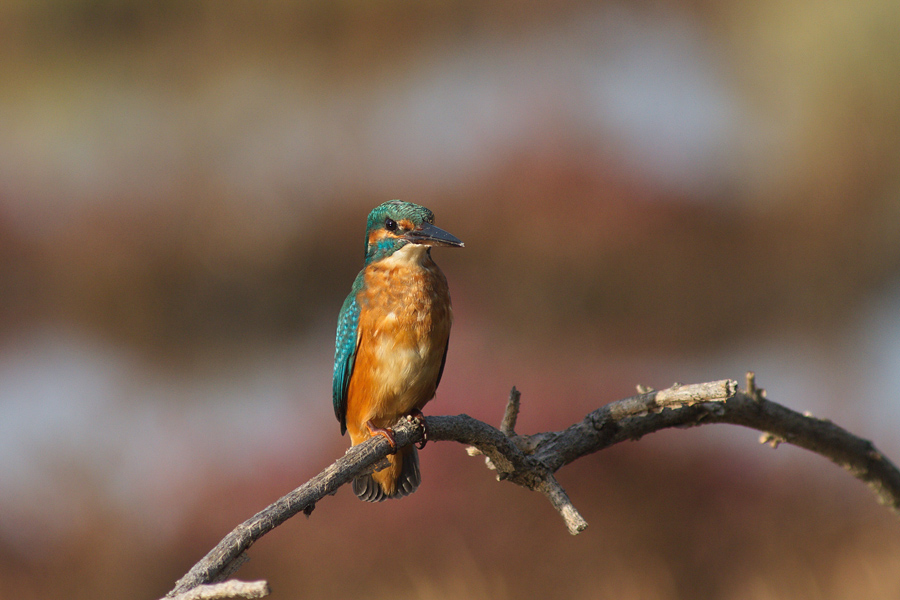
[1,2,900,599]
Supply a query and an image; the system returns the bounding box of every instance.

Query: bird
[333,200,463,501]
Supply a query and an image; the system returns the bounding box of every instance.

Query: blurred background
[1,0,900,598]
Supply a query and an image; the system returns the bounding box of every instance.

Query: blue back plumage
[332,272,363,434]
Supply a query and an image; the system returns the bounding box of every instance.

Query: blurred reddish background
[1,1,899,599]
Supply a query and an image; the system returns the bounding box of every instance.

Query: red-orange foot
[366,421,397,453]
[408,409,428,449]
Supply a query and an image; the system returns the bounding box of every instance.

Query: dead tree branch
[165,374,900,598]
[168,580,270,600]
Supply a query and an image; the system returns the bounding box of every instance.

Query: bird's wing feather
[435,336,450,390]
[333,275,363,435]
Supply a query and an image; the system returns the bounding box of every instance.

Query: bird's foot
[366,421,397,453]
[407,409,428,449]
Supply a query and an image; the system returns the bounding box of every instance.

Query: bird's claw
[366,421,397,453]
[408,409,428,449]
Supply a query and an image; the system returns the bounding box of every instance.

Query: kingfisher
[333,200,463,502]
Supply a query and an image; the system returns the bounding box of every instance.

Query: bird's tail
[353,445,420,502]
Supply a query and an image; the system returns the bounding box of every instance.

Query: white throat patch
[381,243,428,268]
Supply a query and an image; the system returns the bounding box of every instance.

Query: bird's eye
[385,218,398,231]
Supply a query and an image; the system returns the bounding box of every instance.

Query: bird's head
[364,200,464,263]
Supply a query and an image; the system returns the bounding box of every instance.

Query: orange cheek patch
[367,229,390,246]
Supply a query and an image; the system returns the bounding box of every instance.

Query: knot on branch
[746,371,766,402]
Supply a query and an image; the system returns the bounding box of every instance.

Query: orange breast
[344,246,452,445]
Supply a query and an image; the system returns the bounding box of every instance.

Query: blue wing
[333,274,363,435]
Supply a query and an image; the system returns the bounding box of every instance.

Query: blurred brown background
[1,1,900,598]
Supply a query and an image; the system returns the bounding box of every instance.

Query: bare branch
[536,474,588,535]
[165,421,417,597]
[500,386,521,435]
[168,580,269,600]
[166,375,900,598]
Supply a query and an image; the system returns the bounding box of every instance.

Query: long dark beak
[404,222,464,248]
